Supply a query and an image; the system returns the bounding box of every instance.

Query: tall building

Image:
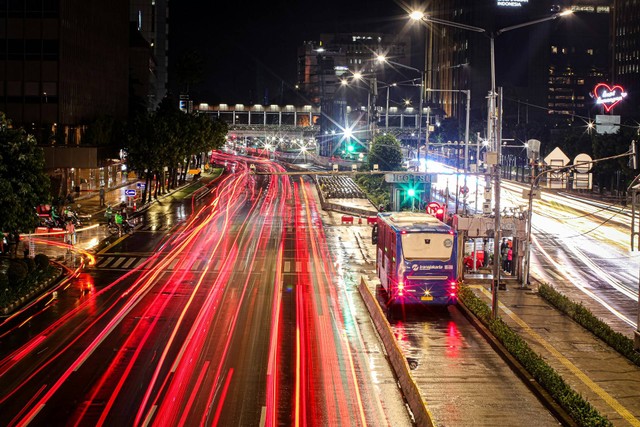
[130,0,169,110]
[297,41,348,156]
[298,33,411,106]
[548,2,610,125]
[612,0,640,119]
[297,33,411,156]
[0,0,129,144]
[424,0,611,130]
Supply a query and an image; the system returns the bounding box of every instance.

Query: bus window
[402,233,454,261]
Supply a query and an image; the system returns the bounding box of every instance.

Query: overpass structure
[196,103,429,143]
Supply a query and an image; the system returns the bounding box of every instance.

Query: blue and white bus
[372,212,458,305]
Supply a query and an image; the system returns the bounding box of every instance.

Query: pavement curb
[1,264,64,315]
[456,296,578,427]
[358,277,434,427]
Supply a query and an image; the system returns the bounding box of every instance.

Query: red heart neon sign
[593,83,627,112]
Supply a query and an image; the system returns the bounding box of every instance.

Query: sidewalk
[464,280,640,426]
[24,180,143,267]
[33,175,214,267]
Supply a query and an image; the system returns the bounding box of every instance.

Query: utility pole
[490,87,503,319]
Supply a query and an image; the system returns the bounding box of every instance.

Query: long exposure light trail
[1,152,405,426]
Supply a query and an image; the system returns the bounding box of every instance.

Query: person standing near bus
[105,205,114,226]
[500,238,509,271]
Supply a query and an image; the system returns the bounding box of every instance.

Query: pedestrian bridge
[196,103,427,141]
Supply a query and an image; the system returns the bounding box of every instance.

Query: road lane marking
[97,235,128,254]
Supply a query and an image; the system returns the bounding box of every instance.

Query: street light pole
[386,85,390,129]
[411,8,573,319]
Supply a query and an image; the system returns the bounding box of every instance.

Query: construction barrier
[341,215,354,225]
[367,216,377,225]
[358,277,434,427]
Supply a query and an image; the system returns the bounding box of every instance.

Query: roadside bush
[459,285,612,427]
[7,260,28,284]
[538,283,640,367]
[34,253,50,271]
[355,175,390,209]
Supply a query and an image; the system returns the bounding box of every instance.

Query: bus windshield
[401,233,453,261]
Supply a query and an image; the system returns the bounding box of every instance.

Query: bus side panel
[377,247,389,291]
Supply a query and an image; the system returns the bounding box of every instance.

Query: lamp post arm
[381,59,422,74]
[423,16,486,33]
[496,13,565,35]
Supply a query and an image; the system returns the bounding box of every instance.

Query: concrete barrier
[358,277,434,427]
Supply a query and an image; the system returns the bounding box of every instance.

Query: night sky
[169,0,411,105]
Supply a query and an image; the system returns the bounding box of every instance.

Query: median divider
[358,277,434,427]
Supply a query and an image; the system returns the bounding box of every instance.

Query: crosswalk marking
[110,257,126,268]
[95,255,314,275]
[122,257,137,269]
[97,257,114,268]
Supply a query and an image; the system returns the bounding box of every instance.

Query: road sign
[522,189,541,200]
[385,173,436,184]
[125,189,137,197]
[136,182,146,189]
[526,139,541,159]
[544,147,570,166]
[573,153,592,173]
[544,147,570,189]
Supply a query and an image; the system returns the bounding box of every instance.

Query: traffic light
[407,188,416,197]
[347,143,354,153]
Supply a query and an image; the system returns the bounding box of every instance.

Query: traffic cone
[358,216,362,225]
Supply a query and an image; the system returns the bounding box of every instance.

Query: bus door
[389,231,396,286]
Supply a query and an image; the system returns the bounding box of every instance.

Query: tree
[591,127,636,194]
[125,111,162,204]
[0,112,51,246]
[368,133,403,171]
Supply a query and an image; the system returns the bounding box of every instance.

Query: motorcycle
[108,219,134,235]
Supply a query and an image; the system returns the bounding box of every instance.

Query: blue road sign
[136,182,146,189]
[125,189,137,197]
